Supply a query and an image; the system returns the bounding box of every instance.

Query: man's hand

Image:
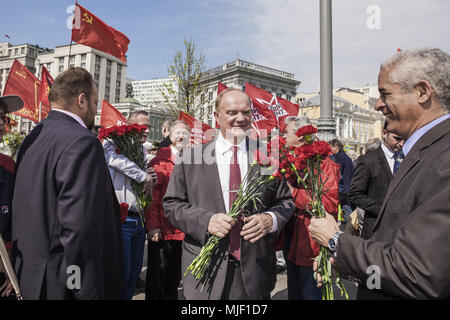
[308,212,339,247]
[208,213,235,238]
[313,256,336,288]
[142,174,154,196]
[146,167,158,185]
[148,229,161,242]
[241,213,273,243]
[0,272,13,298]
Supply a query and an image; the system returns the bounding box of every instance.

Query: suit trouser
[145,239,182,300]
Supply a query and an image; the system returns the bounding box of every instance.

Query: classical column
[317,0,336,142]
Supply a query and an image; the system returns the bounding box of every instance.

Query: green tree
[159,39,206,119]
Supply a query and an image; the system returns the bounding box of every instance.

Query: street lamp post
[317,0,336,142]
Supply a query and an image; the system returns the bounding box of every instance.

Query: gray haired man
[309,48,450,299]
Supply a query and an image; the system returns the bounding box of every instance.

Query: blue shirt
[402,114,450,156]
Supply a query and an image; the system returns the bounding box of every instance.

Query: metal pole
[317,0,336,142]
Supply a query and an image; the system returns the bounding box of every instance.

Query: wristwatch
[328,231,343,252]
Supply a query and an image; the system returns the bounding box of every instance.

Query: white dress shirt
[381,142,395,174]
[52,108,87,129]
[215,133,278,232]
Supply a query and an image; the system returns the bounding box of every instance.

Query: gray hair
[380,48,450,111]
[284,116,316,141]
[162,118,174,129]
[169,120,190,133]
[128,110,149,123]
[364,138,381,153]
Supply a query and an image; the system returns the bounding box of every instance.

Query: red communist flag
[245,83,298,131]
[178,111,213,145]
[100,100,127,127]
[3,59,41,123]
[217,82,228,95]
[244,83,278,134]
[215,82,229,129]
[71,3,130,62]
[40,66,54,118]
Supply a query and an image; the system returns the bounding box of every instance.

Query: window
[14,48,18,55]
[21,47,25,54]
[208,92,213,101]
[59,65,64,72]
[59,57,64,64]
[95,64,100,72]
[69,56,75,63]
[81,54,86,61]
[81,63,86,69]
[96,55,101,63]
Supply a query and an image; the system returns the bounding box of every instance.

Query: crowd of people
[0,47,449,300]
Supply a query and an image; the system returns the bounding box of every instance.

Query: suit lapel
[376,146,392,180]
[373,118,450,231]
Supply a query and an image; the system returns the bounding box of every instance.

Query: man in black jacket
[0,95,23,299]
[12,68,123,300]
[349,125,404,239]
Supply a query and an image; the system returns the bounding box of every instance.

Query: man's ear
[415,80,433,104]
[76,93,88,110]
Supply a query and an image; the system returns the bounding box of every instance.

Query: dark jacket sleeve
[336,150,450,299]
[55,135,112,300]
[348,157,381,216]
[163,161,216,245]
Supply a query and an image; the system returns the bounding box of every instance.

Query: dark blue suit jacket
[12,110,123,300]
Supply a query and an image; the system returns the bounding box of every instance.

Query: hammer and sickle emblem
[82,12,93,24]
[15,68,27,80]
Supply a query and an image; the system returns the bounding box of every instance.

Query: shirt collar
[403,114,450,156]
[215,132,247,156]
[381,142,395,159]
[52,109,87,129]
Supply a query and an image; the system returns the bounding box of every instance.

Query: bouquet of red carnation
[277,126,348,300]
[98,124,151,227]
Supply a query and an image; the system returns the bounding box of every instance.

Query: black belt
[128,211,140,217]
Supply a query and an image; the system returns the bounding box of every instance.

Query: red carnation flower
[295,125,318,138]
[312,141,331,157]
[119,202,129,224]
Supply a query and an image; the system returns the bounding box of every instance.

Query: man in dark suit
[12,67,123,300]
[163,88,295,300]
[309,48,450,299]
[349,125,404,240]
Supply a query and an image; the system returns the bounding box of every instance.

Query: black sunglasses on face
[1,115,11,124]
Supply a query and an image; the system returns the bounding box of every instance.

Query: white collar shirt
[381,142,395,174]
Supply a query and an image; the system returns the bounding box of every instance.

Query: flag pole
[68,0,78,58]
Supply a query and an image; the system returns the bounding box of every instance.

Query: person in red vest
[145,120,191,300]
[280,116,340,300]
[0,95,23,299]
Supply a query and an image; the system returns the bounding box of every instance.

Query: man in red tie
[163,88,295,300]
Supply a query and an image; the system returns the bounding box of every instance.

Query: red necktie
[229,145,242,261]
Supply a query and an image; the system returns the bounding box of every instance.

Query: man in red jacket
[280,116,340,300]
[145,120,191,300]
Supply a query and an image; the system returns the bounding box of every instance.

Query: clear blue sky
[1,0,449,92]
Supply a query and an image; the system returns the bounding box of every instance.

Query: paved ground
[133,244,357,300]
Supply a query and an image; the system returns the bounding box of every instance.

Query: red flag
[245,83,299,131]
[217,82,228,95]
[3,59,41,123]
[215,82,229,129]
[71,3,130,62]
[100,100,127,127]
[178,111,213,145]
[40,66,54,117]
[245,83,278,133]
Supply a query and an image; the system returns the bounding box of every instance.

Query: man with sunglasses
[0,95,23,299]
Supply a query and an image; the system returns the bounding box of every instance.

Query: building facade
[0,42,52,95]
[198,59,301,128]
[131,78,178,111]
[296,87,384,154]
[94,97,174,143]
[35,43,127,108]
